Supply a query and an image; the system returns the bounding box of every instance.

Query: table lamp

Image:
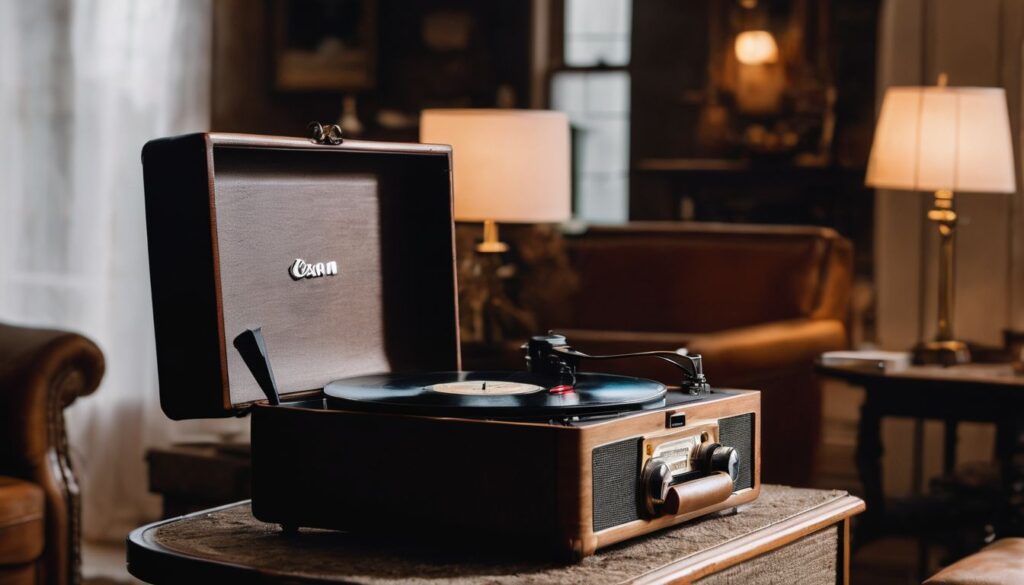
[866,74,1016,365]
[420,109,571,343]
[420,109,571,253]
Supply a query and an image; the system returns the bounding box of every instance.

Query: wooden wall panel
[1005,2,1024,330]
[874,0,926,350]
[211,0,533,138]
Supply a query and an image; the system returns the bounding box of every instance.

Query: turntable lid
[143,133,459,419]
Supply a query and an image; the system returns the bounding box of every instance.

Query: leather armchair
[0,323,104,585]
[511,222,852,486]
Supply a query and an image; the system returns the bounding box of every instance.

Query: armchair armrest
[550,328,696,353]
[687,319,846,385]
[0,324,104,467]
[925,538,1024,584]
[553,318,846,387]
[0,323,104,585]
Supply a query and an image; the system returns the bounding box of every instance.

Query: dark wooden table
[146,442,251,518]
[817,361,1024,569]
[127,485,863,584]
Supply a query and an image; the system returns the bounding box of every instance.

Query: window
[564,0,631,67]
[549,0,631,223]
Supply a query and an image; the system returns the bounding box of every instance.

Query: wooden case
[142,133,459,419]
[251,389,761,559]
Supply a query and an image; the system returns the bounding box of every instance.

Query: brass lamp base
[912,339,970,367]
[476,219,509,254]
[910,187,969,368]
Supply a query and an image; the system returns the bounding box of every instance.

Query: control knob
[641,459,673,516]
[698,443,739,481]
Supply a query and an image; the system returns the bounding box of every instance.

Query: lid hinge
[308,121,344,145]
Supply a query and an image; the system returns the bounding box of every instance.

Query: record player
[141,128,761,559]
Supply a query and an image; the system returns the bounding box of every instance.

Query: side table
[817,361,1024,576]
[146,442,251,518]
[128,485,863,585]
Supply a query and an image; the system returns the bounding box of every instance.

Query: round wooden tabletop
[127,485,863,585]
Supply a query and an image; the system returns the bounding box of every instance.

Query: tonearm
[523,333,711,396]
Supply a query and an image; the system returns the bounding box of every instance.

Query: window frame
[544,0,634,222]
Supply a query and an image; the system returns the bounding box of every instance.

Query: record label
[428,381,544,396]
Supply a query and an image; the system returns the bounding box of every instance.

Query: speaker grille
[592,439,641,532]
[719,413,755,491]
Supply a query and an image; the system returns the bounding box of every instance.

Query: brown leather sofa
[518,222,853,486]
[0,323,104,585]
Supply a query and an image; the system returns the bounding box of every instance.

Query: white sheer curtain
[0,0,246,541]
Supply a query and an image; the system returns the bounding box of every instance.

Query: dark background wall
[211,0,880,276]
[212,0,531,139]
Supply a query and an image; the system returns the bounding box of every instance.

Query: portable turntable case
[143,132,761,559]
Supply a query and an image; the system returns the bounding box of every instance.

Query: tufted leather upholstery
[0,323,104,585]
[925,538,1024,585]
[527,223,852,486]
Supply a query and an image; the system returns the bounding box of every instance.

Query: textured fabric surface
[695,526,837,585]
[141,485,847,584]
[591,439,641,531]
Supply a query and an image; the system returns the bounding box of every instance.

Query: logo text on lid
[290,259,338,280]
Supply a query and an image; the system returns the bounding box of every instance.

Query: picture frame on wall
[274,0,377,91]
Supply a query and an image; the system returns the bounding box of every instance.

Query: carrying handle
[524,333,711,395]
[662,472,734,516]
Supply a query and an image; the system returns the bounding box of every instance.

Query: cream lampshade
[866,77,1017,365]
[420,109,571,252]
[734,30,779,65]
[866,86,1016,193]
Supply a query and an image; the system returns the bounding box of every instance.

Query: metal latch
[308,121,344,145]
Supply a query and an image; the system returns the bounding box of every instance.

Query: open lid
[143,132,460,419]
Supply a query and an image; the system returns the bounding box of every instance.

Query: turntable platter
[323,371,668,418]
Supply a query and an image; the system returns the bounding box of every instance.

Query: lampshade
[866,86,1016,193]
[420,109,571,223]
[734,30,779,66]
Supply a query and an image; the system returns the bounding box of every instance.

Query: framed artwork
[274,0,377,91]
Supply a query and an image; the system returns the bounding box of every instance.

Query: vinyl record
[323,371,667,418]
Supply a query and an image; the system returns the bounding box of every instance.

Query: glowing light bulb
[734,30,779,65]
